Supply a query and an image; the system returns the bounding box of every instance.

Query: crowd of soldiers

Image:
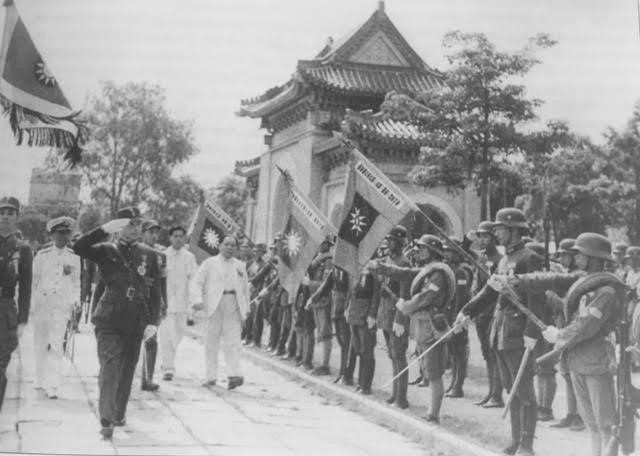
[239,207,639,456]
[1,191,640,456]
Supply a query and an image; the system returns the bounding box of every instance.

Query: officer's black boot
[342,347,356,386]
[302,333,314,370]
[516,404,536,456]
[503,399,521,455]
[485,357,504,408]
[445,359,456,394]
[359,358,374,395]
[447,354,465,398]
[395,357,409,409]
[386,360,398,404]
[141,337,159,391]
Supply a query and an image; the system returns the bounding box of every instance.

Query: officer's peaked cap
[492,208,529,229]
[416,234,443,256]
[116,206,141,219]
[47,216,75,233]
[570,232,612,262]
[0,196,19,213]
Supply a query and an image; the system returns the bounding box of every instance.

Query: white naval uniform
[31,245,80,393]
[191,254,249,381]
[160,246,197,375]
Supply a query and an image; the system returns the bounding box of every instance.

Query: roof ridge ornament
[378,1,385,12]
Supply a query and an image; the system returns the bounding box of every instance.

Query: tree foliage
[79,81,198,217]
[208,175,247,230]
[147,175,204,241]
[381,31,556,219]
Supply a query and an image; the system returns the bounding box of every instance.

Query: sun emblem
[284,231,302,256]
[34,60,56,87]
[349,207,367,234]
[203,228,220,250]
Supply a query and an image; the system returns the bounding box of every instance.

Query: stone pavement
[0,323,440,456]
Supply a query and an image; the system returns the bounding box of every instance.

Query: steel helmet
[492,208,529,230]
[570,233,612,262]
[476,221,495,235]
[555,238,576,256]
[525,241,545,257]
[415,234,444,257]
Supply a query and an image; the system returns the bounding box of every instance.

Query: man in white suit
[191,235,250,389]
[31,216,80,399]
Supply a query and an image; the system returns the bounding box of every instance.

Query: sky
[0,0,639,203]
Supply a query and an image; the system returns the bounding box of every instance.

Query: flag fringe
[0,94,87,165]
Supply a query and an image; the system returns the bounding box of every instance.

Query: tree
[208,175,247,230]
[16,207,47,243]
[79,81,198,217]
[381,31,556,219]
[606,100,640,242]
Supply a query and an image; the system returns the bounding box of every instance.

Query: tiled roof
[234,157,260,176]
[343,109,425,146]
[238,82,302,118]
[298,61,440,97]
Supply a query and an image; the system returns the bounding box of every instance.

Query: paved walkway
[0,323,434,456]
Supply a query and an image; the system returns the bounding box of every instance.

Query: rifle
[605,289,636,456]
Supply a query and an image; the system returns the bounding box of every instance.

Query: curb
[242,347,501,456]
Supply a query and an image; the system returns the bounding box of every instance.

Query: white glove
[542,326,560,344]
[102,218,131,234]
[392,322,405,337]
[301,276,310,286]
[143,324,158,341]
[523,335,538,350]
[366,315,376,329]
[486,275,506,292]
[395,298,405,311]
[367,259,380,272]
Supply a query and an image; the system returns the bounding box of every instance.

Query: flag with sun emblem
[0,0,85,163]
[187,198,241,263]
[334,148,417,281]
[275,167,337,299]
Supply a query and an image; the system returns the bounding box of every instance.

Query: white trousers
[33,318,66,391]
[204,294,242,381]
[160,311,188,374]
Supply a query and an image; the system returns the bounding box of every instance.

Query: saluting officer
[456,208,543,456]
[72,207,162,439]
[371,234,455,423]
[139,219,167,392]
[541,234,621,456]
[0,196,32,412]
[31,216,80,399]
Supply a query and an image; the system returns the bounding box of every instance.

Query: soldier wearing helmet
[442,239,473,399]
[541,233,622,456]
[624,246,640,296]
[612,242,629,281]
[456,208,543,455]
[471,220,505,408]
[370,233,455,423]
[554,239,577,272]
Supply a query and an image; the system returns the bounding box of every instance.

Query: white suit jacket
[190,255,250,319]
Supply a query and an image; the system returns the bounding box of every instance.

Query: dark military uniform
[374,251,411,408]
[248,260,275,346]
[275,287,292,356]
[140,243,167,390]
[0,233,32,411]
[445,261,473,397]
[308,252,334,374]
[72,227,162,428]
[462,241,543,452]
[346,269,379,394]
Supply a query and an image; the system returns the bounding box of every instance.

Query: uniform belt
[223,290,236,295]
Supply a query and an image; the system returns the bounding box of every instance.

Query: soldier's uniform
[613,242,629,282]
[346,267,379,394]
[443,241,473,399]
[374,226,411,408]
[541,233,621,456]
[31,217,80,398]
[243,244,266,343]
[307,240,334,376]
[461,208,543,455]
[0,197,32,412]
[72,207,162,436]
[248,256,276,347]
[471,220,503,407]
[275,287,291,357]
[376,235,455,422]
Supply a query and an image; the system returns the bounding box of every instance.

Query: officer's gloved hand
[523,335,538,350]
[301,276,310,286]
[102,218,130,234]
[143,324,158,341]
[453,313,470,333]
[392,322,405,337]
[366,315,376,329]
[542,326,560,344]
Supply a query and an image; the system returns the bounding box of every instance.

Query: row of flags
[188,146,421,296]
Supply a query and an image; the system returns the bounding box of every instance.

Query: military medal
[137,256,147,276]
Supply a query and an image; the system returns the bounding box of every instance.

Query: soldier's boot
[395,358,409,409]
[447,354,466,398]
[311,341,331,376]
[141,339,159,391]
[359,358,375,395]
[0,373,6,412]
[515,404,536,456]
[427,376,443,423]
[342,348,357,386]
[476,357,493,405]
[503,399,522,455]
[302,333,314,370]
[484,358,504,408]
[445,360,456,394]
[294,332,304,364]
[386,360,398,404]
[542,375,556,420]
